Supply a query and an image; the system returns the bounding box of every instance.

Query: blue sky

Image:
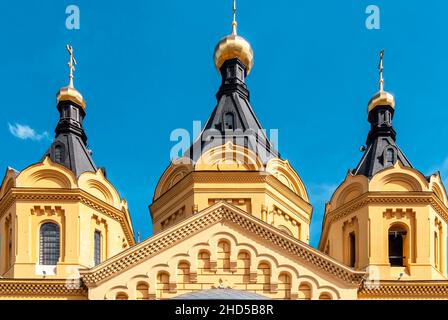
[1,0,447,247]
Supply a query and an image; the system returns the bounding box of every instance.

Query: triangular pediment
[81,202,364,300]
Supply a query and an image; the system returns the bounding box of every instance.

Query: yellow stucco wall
[0,158,134,280]
[83,203,361,300]
[320,162,448,281]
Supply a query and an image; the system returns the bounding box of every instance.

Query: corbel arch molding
[78,170,121,208]
[266,158,309,202]
[328,174,368,210]
[0,168,17,200]
[195,142,264,171]
[148,264,171,297]
[105,285,129,300]
[16,157,77,189]
[316,286,340,300]
[297,275,321,299]
[168,254,193,286]
[429,174,448,205]
[125,275,151,300]
[209,232,240,265]
[277,266,299,297]
[153,158,194,201]
[370,163,429,192]
[297,275,340,299]
[188,244,215,274]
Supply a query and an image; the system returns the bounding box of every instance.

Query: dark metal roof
[353,104,412,178]
[185,58,278,164]
[42,99,97,177]
[172,288,270,300]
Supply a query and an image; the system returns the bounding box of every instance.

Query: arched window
[39,223,60,266]
[115,292,128,300]
[435,231,439,269]
[94,231,101,266]
[156,272,170,299]
[72,107,79,122]
[224,112,235,130]
[4,219,12,269]
[257,262,271,293]
[378,110,386,124]
[385,148,394,166]
[278,273,292,299]
[388,225,407,267]
[136,282,149,300]
[54,145,64,163]
[319,292,333,300]
[8,226,12,267]
[217,240,231,272]
[298,283,312,300]
[349,232,356,268]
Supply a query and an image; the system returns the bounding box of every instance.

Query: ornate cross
[379,49,384,92]
[66,44,77,88]
[232,0,237,35]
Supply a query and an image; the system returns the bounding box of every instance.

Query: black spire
[353,51,412,178]
[42,97,97,177]
[42,45,97,177]
[186,58,278,163]
[352,97,412,178]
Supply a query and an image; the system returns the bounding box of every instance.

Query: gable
[81,202,363,300]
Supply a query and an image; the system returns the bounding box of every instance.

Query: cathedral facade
[1,7,448,300]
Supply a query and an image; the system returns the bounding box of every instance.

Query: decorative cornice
[359,280,448,299]
[0,279,87,297]
[320,192,448,248]
[0,188,134,246]
[150,171,312,219]
[80,202,364,288]
[152,189,195,223]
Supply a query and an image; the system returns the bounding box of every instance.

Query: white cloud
[8,123,50,141]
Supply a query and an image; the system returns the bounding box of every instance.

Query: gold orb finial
[56,44,86,110]
[213,0,254,75]
[368,49,395,113]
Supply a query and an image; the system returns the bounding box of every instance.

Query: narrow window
[378,111,386,124]
[39,223,60,265]
[224,113,235,130]
[349,232,356,268]
[54,145,63,163]
[388,227,407,267]
[8,226,12,267]
[136,282,149,300]
[236,65,244,81]
[386,149,394,166]
[72,107,79,122]
[435,231,439,269]
[94,231,101,266]
[115,292,128,300]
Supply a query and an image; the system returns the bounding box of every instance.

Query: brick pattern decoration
[81,202,365,288]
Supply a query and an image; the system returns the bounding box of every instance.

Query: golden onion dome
[214,32,254,75]
[214,1,254,75]
[57,85,86,110]
[368,90,395,113]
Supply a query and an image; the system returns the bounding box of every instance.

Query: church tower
[151,1,312,242]
[319,51,448,280]
[0,46,134,279]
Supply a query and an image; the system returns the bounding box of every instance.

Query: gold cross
[66,44,77,88]
[379,49,384,92]
[232,0,237,35]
